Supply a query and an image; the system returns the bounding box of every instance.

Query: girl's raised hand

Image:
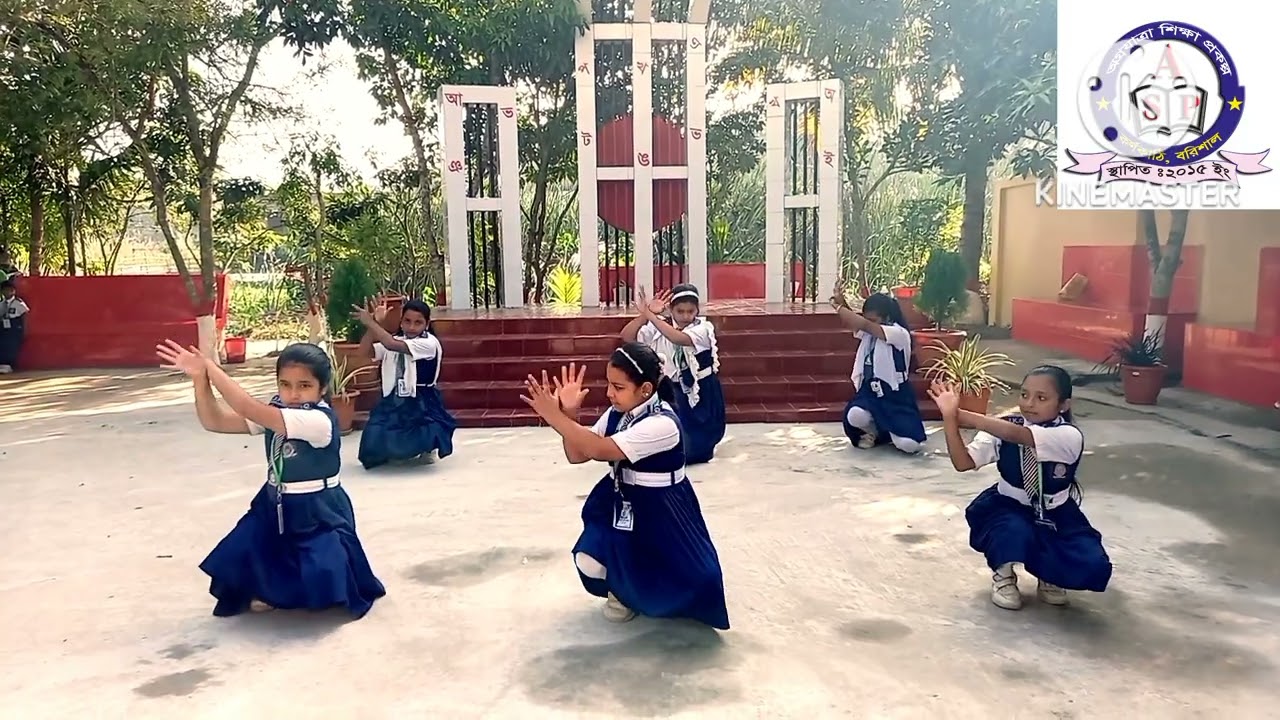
[156,339,208,377]
[371,297,388,323]
[928,380,961,417]
[553,362,590,412]
[350,300,375,325]
[649,289,671,315]
[520,369,562,419]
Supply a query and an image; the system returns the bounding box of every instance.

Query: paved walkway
[1,354,1277,718]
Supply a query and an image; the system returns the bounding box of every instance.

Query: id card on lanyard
[863,337,884,397]
[609,401,658,532]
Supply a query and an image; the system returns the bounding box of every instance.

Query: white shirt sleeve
[682,321,714,352]
[403,335,439,360]
[373,343,386,362]
[637,323,660,345]
[244,408,334,448]
[610,414,681,463]
[9,299,28,317]
[965,431,1000,469]
[590,411,611,436]
[882,323,912,352]
[1028,424,1084,465]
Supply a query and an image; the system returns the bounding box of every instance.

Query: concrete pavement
[1,365,1277,719]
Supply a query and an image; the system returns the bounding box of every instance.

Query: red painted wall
[598,262,806,303]
[1256,247,1280,335]
[16,274,229,370]
[1060,244,1202,313]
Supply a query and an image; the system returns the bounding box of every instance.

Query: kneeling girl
[520,346,730,629]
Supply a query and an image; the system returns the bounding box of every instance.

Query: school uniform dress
[358,333,457,469]
[963,416,1113,592]
[571,398,730,629]
[638,318,726,464]
[199,399,387,618]
[0,294,29,370]
[842,323,927,451]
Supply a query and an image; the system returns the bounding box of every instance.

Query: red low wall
[1060,244,1202,313]
[1182,323,1280,407]
[598,262,806,302]
[17,274,229,370]
[1012,299,1194,370]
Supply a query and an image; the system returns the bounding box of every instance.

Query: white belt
[274,476,341,494]
[997,479,1072,510]
[693,366,714,380]
[619,468,686,487]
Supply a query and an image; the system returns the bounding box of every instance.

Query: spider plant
[326,345,366,397]
[1098,330,1163,371]
[922,335,1015,395]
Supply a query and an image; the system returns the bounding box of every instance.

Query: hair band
[670,290,699,302]
[618,348,642,374]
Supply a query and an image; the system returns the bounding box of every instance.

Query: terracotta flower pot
[223,336,247,364]
[378,294,405,333]
[958,386,993,415]
[1121,364,1166,405]
[351,362,382,412]
[332,342,367,370]
[332,391,359,435]
[912,328,968,372]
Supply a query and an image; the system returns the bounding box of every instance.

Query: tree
[342,0,583,303]
[65,0,340,355]
[1138,208,1190,349]
[714,0,943,291]
[921,0,1055,286]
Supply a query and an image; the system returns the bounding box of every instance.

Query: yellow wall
[989,178,1277,328]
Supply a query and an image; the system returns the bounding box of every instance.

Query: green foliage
[916,250,969,328]
[922,335,1014,394]
[1100,331,1164,370]
[545,264,582,307]
[227,276,309,339]
[326,258,377,343]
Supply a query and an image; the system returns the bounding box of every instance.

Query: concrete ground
[2,364,1279,719]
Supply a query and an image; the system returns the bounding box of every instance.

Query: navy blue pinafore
[964,416,1113,592]
[200,399,387,617]
[358,338,457,469]
[572,402,730,629]
[842,334,927,446]
[671,336,726,465]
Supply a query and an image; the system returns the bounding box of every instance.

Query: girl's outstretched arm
[939,406,978,472]
[203,359,287,435]
[192,371,251,434]
[620,313,647,342]
[352,305,410,353]
[644,314,696,346]
[831,294,888,341]
[522,371,628,462]
[957,411,1035,446]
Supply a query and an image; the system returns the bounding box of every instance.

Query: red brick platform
[358,301,940,428]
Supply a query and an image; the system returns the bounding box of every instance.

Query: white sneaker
[0,364,11,374]
[991,566,1023,610]
[855,423,878,449]
[1037,580,1069,606]
[249,599,275,613]
[603,593,636,623]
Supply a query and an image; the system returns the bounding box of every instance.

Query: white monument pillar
[764,79,844,303]
[438,85,523,310]
[573,1,710,306]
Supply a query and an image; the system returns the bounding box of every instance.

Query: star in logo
[1096,97,1111,111]
[1228,97,1243,111]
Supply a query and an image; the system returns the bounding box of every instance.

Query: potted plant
[892,285,931,329]
[326,346,364,435]
[1100,331,1166,405]
[922,336,1015,414]
[325,258,378,367]
[377,292,405,333]
[912,250,970,370]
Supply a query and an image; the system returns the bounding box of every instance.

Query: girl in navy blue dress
[929,365,1113,610]
[831,287,927,453]
[155,340,386,618]
[621,284,726,464]
[353,299,457,469]
[519,345,730,629]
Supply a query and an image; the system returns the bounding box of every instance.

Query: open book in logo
[1130,75,1208,138]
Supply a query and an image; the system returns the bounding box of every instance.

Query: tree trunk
[26,166,44,277]
[958,154,988,289]
[384,48,445,298]
[196,176,220,362]
[1139,208,1189,349]
[61,196,77,276]
[308,167,327,344]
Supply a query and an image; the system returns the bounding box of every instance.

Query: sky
[218,40,412,185]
